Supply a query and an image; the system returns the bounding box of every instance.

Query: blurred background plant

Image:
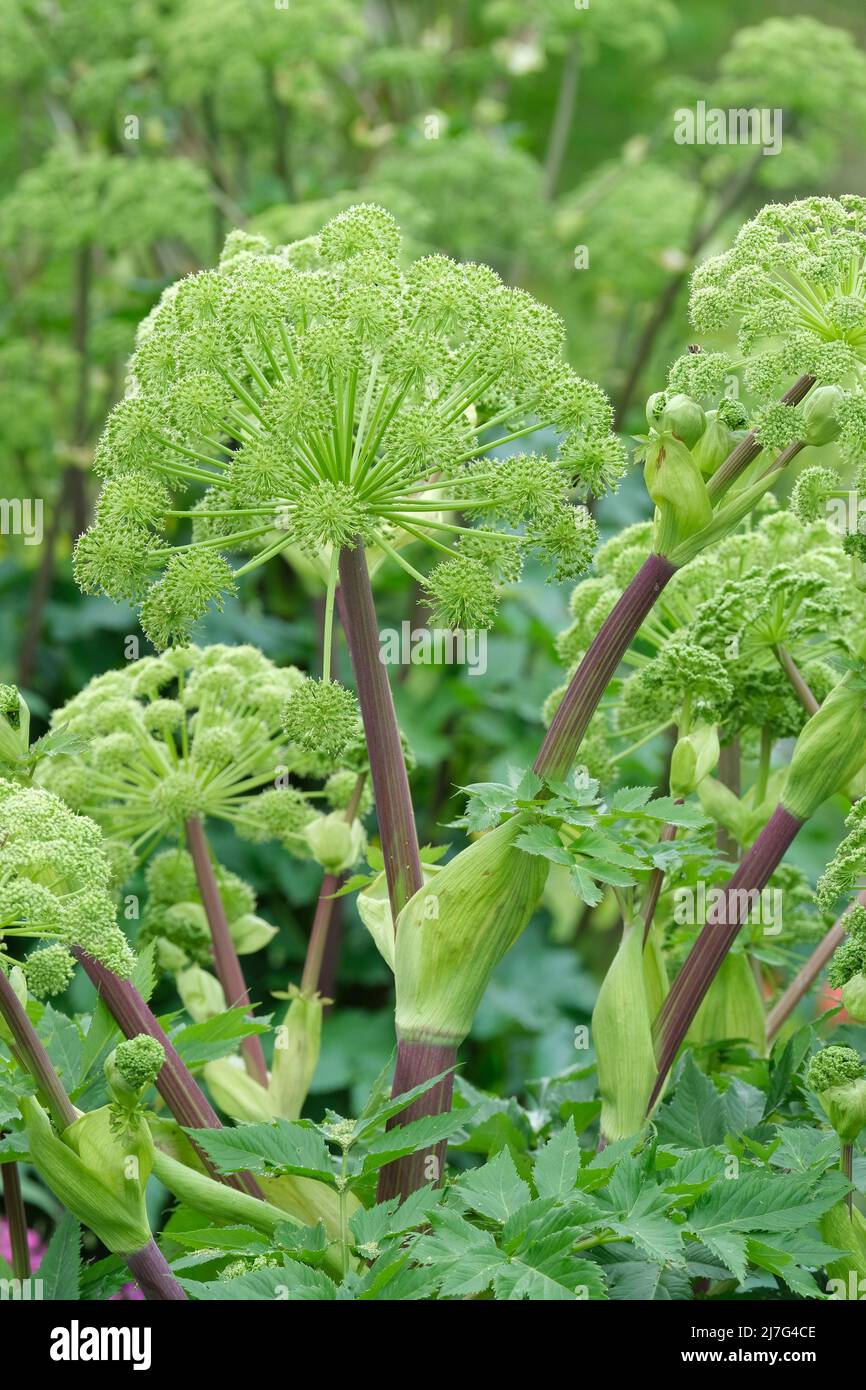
[1,0,865,1203]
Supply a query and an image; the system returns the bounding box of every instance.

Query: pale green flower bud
[357,863,444,971]
[229,912,278,955]
[175,965,226,1023]
[802,385,845,447]
[203,1058,276,1123]
[807,1046,866,1142]
[268,987,323,1121]
[0,684,30,768]
[21,1096,154,1255]
[842,973,866,1023]
[594,924,668,1142]
[690,410,737,479]
[304,812,366,873]
[642,432,712,557]
[394,815,549,1047]
[659,394,706,448]
[670,724,720,797]
[782,679,866,821]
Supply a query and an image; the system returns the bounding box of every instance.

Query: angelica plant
[42,642,370,1084]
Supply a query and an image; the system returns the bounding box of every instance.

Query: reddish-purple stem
[338,542,423,919]
[376,1041,457,1203]
[125,1237,187,1301]
[185,816,268,1087]
[650,805,804,1106]
[534,554,678,781]
[71,947,263,1200]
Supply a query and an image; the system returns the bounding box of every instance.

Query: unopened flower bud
[802,385,845,447]
[781,678,866,821]
[175,965,226,1023]
[642,432,713,557]
[690,409,737,479]
[658,393,706,448]
[686,952,766,1055]
[670,724,720,797]
[229,912,278,955]
[268,986,323,1121]
[594,924,668,1142]
[807,1046,866,1142]
[203,1057,275,1123]
[304,812,366,873]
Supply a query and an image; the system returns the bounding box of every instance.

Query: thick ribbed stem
[650,805,804,1106]
[376,1040,457,1202]
[2,1160,30,1279]
[707,374,815,500]
[125,1237,187,1301]
[0,968,77,1129]
[185,816,268,1087]
[766,889,866,1041]
[71,948,263,1201]
[534,554,678,780]
[338,543,423,919]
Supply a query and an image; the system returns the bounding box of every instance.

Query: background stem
[185,816,268,1087]
[2,1159,31,1279]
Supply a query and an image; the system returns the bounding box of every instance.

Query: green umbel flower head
[689,197,866,405]
[76,205,623,660]
[0,780,134,977]
[39,645,364,861]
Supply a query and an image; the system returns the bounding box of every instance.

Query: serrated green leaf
[533,1117,582,1201]
[39,1211,81,1300]
[456,1147,530,1222]
[656,1055,727,1148]
[186,1260,338,1301]
[186,1120,334,1183]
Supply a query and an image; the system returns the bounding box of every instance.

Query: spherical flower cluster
[22,943,76,999]
[75,205,624,649]
[38,644,364,863]
[806,1045,864,1094]
[0,780,134,977]
[280,678,361,760]
[113,1035,165,1091]
[688,197,866,402]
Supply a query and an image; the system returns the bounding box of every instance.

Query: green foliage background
[2,0,865,1119]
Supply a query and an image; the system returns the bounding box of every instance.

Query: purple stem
[2,1159,31,1280]
[375,1041,457,1203]
[534,553,678,781]
[650,805,804,1106]
[706,374,815,500]
[124,1237,187,1301]
[338,543,423,919]
[0,967,77,1129]
[71,947,263,1201]
[185,816,268,1087]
